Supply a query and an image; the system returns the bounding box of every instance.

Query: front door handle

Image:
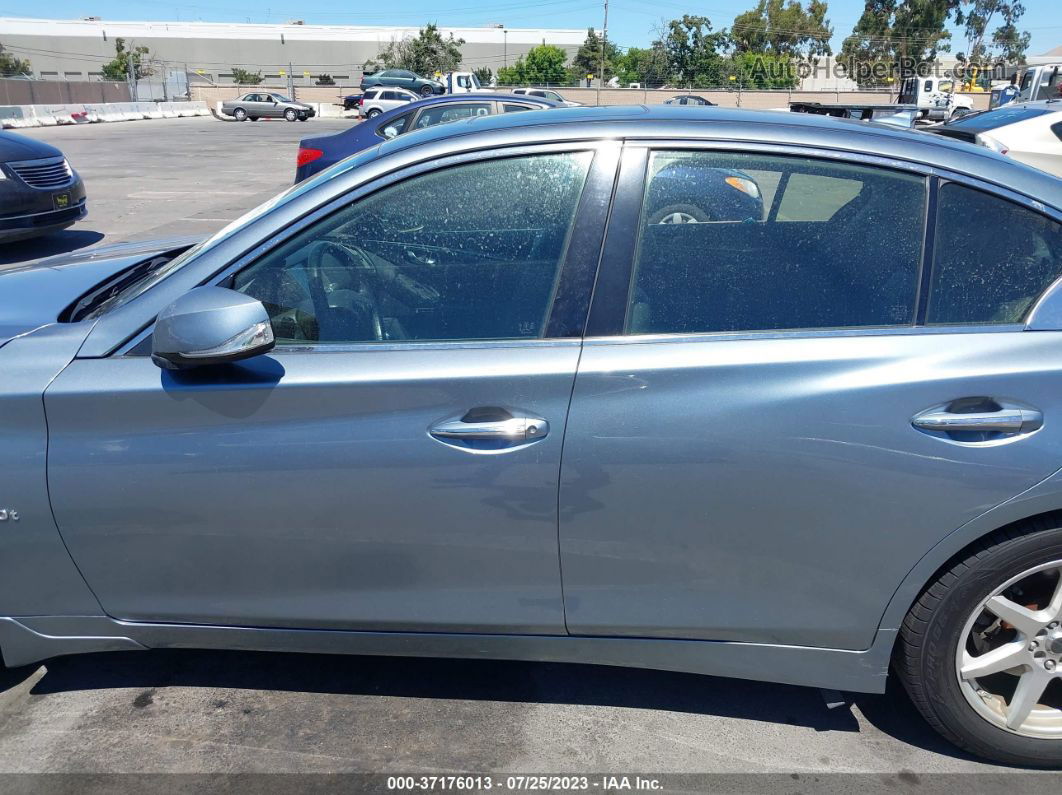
[430,409,549,449]
[912,407,1043,434]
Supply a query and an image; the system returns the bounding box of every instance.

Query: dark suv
[360,69,444,97]
[0,130,86,243]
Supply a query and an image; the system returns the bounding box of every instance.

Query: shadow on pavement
[0,646,975,761]
[0,230,105,266]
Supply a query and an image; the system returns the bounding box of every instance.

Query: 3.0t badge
[0,508,20,522]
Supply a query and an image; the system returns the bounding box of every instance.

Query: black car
[664,94,717,106]
[341,93,363,111]
[0,130,86,244]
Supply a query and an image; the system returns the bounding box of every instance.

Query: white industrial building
[0,17,587,84]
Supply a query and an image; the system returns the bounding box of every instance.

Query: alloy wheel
[956,560,1062,738]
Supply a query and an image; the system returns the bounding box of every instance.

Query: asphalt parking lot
[1,115,352,267]
[0,116,1028,784]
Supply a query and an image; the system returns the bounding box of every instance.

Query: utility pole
[504,29,508,69]
[597,0,608,106]
[288,61,294,99]
[128,49,137,101]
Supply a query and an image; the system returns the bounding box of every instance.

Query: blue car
[3,106,1062,768]
[295,93,558,182]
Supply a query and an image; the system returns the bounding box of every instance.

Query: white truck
[440,72,494,94]
[897,76,975,121]
[989,62,1061,109]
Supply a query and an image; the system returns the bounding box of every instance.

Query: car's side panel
[45,344,579,633]
[0,325,104,619]
[559,330,1062,650]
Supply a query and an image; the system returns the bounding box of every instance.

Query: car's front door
[45,146,615,633]
[559,144,1062,651]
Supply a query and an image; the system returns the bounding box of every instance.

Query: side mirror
[152,286,275,370]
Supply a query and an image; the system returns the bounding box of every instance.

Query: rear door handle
[912,408,1043,434]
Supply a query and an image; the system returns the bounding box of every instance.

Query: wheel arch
[875,469,1062,659]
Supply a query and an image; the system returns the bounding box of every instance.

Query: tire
[232,107,247,121]
[299,116,309,122]
[951,107,971,120]
[366,108,381,119]
[647,203,709,225]
[284,108,298,122]
[896,519,1062,768]
[420,85,434,97]
[249,116,259,122]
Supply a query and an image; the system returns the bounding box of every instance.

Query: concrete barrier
[0,101,210,129]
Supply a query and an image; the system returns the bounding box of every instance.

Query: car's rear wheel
[896,521,1062,767]
[232,107,247,121]
[647,204,709,225]
[284,108,298,122]
[366,108,381,119]
[420,85,434,97]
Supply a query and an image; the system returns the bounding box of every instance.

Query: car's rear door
[559,142,1062,651]
[45,143,618,633]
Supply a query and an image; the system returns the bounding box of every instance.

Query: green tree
[0,43,31,77]
[100,38,155,82]
[613,44,669,87]
[315,73,336,85]
[840,1,957,88]
[498,44,570,86]
[473,66,493,85]
[231,67,263,85]
[731,0,833,60]
[376,23,465,75]
[954,1,1030,69]
[570,27,620,81]
[724,51,800,88]
[661,15,729,87]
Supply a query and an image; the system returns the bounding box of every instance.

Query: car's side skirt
[0,616,892,693]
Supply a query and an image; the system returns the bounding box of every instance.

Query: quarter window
[626,150,927,335]
[927,183,1061,324]
[233,152,593,344]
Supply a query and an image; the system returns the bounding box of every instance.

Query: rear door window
[625,150,927,335]
[927,183,1061,324]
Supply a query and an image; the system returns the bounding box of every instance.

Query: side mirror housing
[152,286,275,370]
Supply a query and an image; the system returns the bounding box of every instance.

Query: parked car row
[926,99,1062,177]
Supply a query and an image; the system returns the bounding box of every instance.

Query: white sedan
[510,87,582,107]
[929,100,1062,176]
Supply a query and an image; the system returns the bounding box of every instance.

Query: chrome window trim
[582,323,1027,347]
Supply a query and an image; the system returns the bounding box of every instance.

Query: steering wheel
[305,239,384,341]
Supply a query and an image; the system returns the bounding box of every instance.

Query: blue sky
[1,0,1058,56]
